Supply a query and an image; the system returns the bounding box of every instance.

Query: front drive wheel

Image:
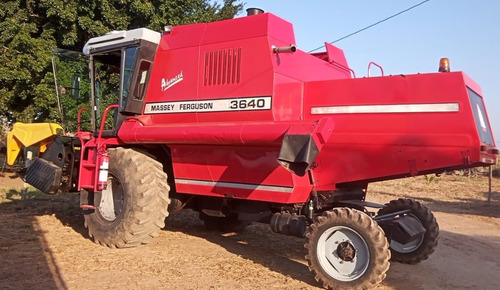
[305,208,390,289]
[84,147,170,248]
[377,198,439,264]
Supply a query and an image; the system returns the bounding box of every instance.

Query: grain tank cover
[82,28,161,55]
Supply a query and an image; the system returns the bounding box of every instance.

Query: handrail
[77,107,88,134]
[347,67,356,78]
[368,61,384,77]
[330,62,356,78]
[97,104,119,145]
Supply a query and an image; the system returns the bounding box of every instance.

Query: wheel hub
[318,225,371,281]
[337,241,356,261]
[98,176,124,222]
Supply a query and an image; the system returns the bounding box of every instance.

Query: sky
[237,0,500,143]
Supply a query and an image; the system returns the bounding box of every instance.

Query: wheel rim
[390,232,424,253]
[98,174,124,222]
[317,226,370,282]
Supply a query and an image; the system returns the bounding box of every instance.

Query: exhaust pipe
[273,45,297,54]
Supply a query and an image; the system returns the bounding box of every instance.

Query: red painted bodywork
[89,12,495,204]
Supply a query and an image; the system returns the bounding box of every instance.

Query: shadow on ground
[0,190,85,289]
[164,209,323,288]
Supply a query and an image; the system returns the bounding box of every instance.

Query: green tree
[0,0,243,128]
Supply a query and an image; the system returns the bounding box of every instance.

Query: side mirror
[71,74,81,99]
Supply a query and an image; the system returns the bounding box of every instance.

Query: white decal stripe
[311,103,460,115]
[144,96,271,114]
[175,178,294,193]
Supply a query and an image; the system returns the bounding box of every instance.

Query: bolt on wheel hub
[337,241,356,261]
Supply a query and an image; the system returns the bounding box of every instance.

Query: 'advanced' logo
[161,71,183,91]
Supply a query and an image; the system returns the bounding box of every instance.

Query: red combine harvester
[7,8,497,289]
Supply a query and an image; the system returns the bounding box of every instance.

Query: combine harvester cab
[7,8,497,289]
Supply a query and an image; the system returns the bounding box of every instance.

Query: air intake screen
[204,48,241,86]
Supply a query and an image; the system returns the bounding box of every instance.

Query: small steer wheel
[305,208,390,289]
[84,147,170,248]
[377,198,439,264]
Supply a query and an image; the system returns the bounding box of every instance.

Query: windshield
[92,52,120,131]
[122,47,138,106]
[91,46,139,131]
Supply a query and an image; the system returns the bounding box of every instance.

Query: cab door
[118,41,158,123]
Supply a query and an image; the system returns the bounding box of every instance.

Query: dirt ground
[1,170,499,290]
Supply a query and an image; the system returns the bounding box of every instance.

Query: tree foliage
[0,0,243,128]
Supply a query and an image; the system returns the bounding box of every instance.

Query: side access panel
[171,145,313,204]
[303,72,497,189]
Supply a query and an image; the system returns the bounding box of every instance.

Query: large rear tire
[377,198,439,264]
[84,147,170,248]
[305,208,390,289]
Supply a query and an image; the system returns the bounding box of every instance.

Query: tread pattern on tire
[84,147,170,248]
[305,208,390,290]
[377,198,439,264]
